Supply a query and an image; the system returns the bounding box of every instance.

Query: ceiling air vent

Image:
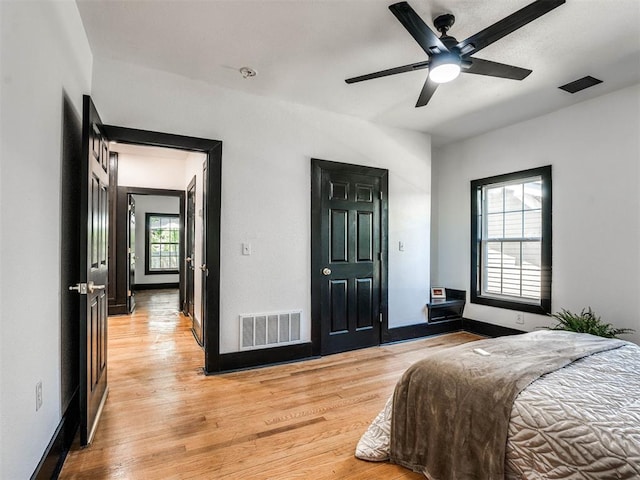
[558,76,603,94]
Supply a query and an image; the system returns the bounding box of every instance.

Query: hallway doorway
[102,125,221,373]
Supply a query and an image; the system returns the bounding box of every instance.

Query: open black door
[127,194,136,313]
[71,95,110,446]
[185,176,202,343]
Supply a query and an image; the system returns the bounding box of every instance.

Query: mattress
[356,343,640,479]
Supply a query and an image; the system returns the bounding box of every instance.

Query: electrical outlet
[516,313,524,325]
[36,381,43,411]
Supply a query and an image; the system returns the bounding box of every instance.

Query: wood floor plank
[59,289,481,479]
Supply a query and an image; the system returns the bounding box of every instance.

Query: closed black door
[311,159,388,355]
[78,95,109,445]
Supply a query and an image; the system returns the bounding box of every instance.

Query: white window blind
[147,214,180,272]
[481,177,542,302]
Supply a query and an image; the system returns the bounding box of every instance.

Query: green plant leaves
[548,307,635,338]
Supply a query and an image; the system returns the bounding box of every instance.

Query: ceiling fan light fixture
[429,53,461,84]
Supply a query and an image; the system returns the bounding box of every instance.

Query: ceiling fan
[345,0,565,107]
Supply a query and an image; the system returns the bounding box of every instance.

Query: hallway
[59,290,477,479]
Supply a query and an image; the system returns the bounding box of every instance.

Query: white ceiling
[77,0,640,147]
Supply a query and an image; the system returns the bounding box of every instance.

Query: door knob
[69,283,88,294]
[322,268,331,276]
[88,281,106,293]
[186,257,192,263]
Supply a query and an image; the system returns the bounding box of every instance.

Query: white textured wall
[0,1,92,477]
[132,195,181,285]
[92,58,432,353]
[432,84,640,344]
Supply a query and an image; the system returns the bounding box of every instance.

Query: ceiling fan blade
[463,58,532,80]
[415,77,438,107]
[389,2,447,56]
[345,60,430,84]
[456,0,565,57]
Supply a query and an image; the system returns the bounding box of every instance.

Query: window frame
[470,165,552,314]
[145,212,181,275]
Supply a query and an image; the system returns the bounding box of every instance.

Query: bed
[355,330,640,479]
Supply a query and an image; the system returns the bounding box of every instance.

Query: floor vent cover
[240,311,302,350]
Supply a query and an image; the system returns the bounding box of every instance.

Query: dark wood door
[312,160,388,355]
[127,194,136,313]
[185,176,197,326]
[78,95,109,445]
[199,162,209,348]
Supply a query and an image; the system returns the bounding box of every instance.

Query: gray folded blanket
[390,330,626,480]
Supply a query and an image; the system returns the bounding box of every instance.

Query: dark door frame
[103,125,222,374]
[310,158,389,356]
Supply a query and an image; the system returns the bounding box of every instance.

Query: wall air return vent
[558,76,603,94]
[240,310,302,350]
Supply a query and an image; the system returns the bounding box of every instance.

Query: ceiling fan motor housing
[433,13,455,34]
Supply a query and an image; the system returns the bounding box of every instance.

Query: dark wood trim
[108,152,119,312]
[384,320,462,343]
[216,343,314,373]
[102,125,222,375]
[379,172,390,344]
[109,303,129,315]
[30,390,79,480]
[462,318,525,337]
[144,212,180,276]
[470,165,552,315]
[202,143,222,374]
[207,319,522,373]
[111,186,128,315]
[133,282,180,290]
[310,158,389,356]
[104,125,218,152]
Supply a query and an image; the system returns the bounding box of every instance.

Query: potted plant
[547,307,635,338]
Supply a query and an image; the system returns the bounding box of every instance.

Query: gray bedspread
[389,330,626,480]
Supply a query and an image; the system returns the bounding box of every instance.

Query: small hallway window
[146,213,180,274]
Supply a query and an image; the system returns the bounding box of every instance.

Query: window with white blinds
[145,213,180,274]
[471,166,552,314]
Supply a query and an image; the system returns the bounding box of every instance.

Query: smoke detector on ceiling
[239,66,257,79]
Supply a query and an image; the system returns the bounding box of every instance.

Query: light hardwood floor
[59,290,481,479]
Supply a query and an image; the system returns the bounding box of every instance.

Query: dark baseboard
[108,303,128,315]
[383,319,462,343]
[215,342,314,373]
[462,318,525,337]
[207,319,521,374]
[133,282,179,291]
[31,390,79,480]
